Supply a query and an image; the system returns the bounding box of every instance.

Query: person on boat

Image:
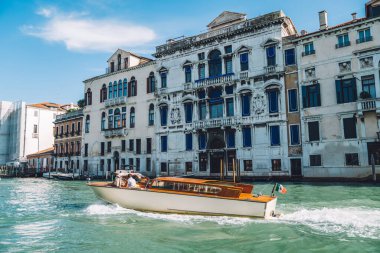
[127,174,137,188]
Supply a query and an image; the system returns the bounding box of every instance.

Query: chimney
[301,30,308,36]
[351,12,357,20]
[319,10,328,30]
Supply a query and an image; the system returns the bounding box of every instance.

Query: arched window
[130,107,135,128]
[113,81,118,98]
[108,82,113,99]
[129,76,137,97]
[118,80,122,97]
[208,49,222,77]
[160,105,168,126]
[101,112,106,130]
[121,107,126,127]
[85,115,90,133]
[108,109,113,129]
[267,88,279,113]
[85,88,92,105]
[184,102,193,123]
[147,72,155,93]
[114,108,121,128]
[123,79,128,96]
[148,104,154,126]
[100,84,107,102]
[184,66,192,83]
[117,54,121,70]
[241,92,252,116]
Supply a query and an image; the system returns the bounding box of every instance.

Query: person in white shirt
[127,174,137,188]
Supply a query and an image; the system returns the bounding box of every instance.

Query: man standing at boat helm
[127,174,137,188]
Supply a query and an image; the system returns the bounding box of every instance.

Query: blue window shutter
[316,84,321,106]
[301,86,307,108]
[335,80,342,104]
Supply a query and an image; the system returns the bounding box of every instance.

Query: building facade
[26,147,54,173]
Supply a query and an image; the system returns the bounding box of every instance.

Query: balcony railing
[302,50,315,57]
[105,96,127,107]
[357,98,380,115]
[356,36,373,44]
[194,73,234,89]
[264,65,278,74]
[239,71,248,79]
[335,41,351,48]
[103,128,128,138]
[55,109,83,122]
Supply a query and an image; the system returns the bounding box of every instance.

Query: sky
[0,0,367,105]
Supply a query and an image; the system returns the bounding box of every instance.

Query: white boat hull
[89,185,277,218]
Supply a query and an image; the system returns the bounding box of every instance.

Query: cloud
[21,8,156,53]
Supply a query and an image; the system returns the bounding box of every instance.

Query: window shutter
[135,80,137,96]
[146,77,149,93]
[301,86,307,108]
[128,82,131,97]
[316,83,321,106]
[352,78,357,101]
[335,80,341,104]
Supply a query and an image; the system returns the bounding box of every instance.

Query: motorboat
[52,172,80,180]
[88,170,279,218]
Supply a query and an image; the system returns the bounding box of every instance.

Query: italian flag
[275,184,287,194]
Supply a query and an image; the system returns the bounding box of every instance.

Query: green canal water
[0,178,379,253]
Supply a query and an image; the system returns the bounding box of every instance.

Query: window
[101,112,106,130]
[346,153,359,166]
[108,82,113,99]
[270,125,280,146]
[161,136,168,152]
[146,138,152,154]
[129,158,134,170]
[118,80,122,97]
[108,109,113,129]
[198,64,205,79]
[285,48,296,65]
[107,159,111,171]
[266,46,276,66]
[198,133,207,150]
[336,78,357,104]
[303,42,315,56]
[113,81,117,98]
[310,155,321,166]
[199,101,206,120]
[209,88,223,119]
[121,158,125,169]
[226,130,235,148]
[208,49,222,77]
[244,160,253,171]
[77,122,81,134]
[101,142,105,156]
[160,72,167,88]
[129,77,137,97]
[288,89,298,112]
[242,127,252,147]
[117,54,121,70]
[225,85,233,95]
[160,105,168,126]
[123,79,128,96]
[186,162,192,173]
[100,84,107,102]
[268,90,279,113]
[129,139,134,151]
[225,57,233,74]
[184,66,192,83]
[107,141,111,153]
[121,107,126,127]
[33,124,38,134]
[357,29,372,43]
[100,160,104,171]
[124,57,128,69]
[361,75,376,98]
[343,117,357,139]
[224,45,232,54]
[336,34,350,48]
[241,93,251,116]
[34,110,38,117]
[147,72,155,93]
[240,52,249,71]
[130,107,135,128]
[136,139,141,154]
[85,115,90,133]
[136,158,140,171]
[308,121,320,141]
[185,133,192,151]
[84,144,88,157]
[290,125,300,145]
[198,52,205,60]
[226,98,234,117]
[146,158,151,172]
[271,159,281,171]
[184,102,193,123]
[121,140,126,152]
[85,88,92,105]
[160,162,167,172]
[302,84,321,108]
[148,104,154,126]
[114,108,121,128]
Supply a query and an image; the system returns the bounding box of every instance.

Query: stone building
[26,147,54,173]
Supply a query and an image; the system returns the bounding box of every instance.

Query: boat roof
[156,177,219,184]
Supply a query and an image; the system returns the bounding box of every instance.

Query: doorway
[290,158,302,176]
[113,151,120,171]
[210,152,224,173]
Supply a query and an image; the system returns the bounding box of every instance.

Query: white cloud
[21,8,156,53]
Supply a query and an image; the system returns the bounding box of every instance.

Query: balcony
[356,36,373,44]
[302,50,315,57]
[239,71,248,79]
[357,98,380,115]
[335,41,351,48]
[105,96,127,107]
[55,109,83,122]
[264,65,278,74]
[194,73,234,89]
[103,128,128,138]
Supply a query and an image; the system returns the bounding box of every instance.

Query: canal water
[0,178,379,253]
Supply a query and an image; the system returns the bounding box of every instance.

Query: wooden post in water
[232,158,236,183]
[371,154,376,182]
[220,159,223,181]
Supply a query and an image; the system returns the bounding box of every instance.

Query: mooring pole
[232,158,236,183]
[220,159,223,181]
[371,154,376,182]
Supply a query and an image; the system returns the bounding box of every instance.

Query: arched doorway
[113,151,120,171]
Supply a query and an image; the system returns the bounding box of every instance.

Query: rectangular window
[225,57,233,74]
[290,125,300,145]
[310,155,322,166]
[361,75,376,98]
[160,162,167,172]
[308,121,320,142]
[266,46,276,66]
[129,139,134,151]
[185,133,192,151]
[336,33,350,48]
[129,158,134,170]
[270,125,280,146]
[121,158,125,169]
[160,106,168,126]
[100,159,104,171]
[101,142,105,156]
[224,45,232,54]
[185,66,192,83]
[146,138,152,154]
[136,158,140,171]
[345,153,359,166]
[186,162,192,172]
[198,52,205,61]
[198,133,207,150]
[240,53,249,71]
[33,124,38,134]
[146,158,151,171]
[226,130,235,148]
[288,89,298,112]
[198,64,205,80]
[107,159,111,171]
[184,103,193,123]
[199,153,207,171]
[336,78,357,104]
[302,84,321,108]
[160,73,167,88]
[357,29,372,43]
[136,139,141,154]
[121,140,126,152]
[199,102,206,120]
[285,48,296,65]
[268,90,279,113]
[343,117,357,139]
[84,144,88,157]
[226,98,234,117]
[244,160,253,171]
[242,127,252,147]
[303,42,315,56]
[107,141,111,153]
[241,93,251,116]
[271,159,281,171]
[161,135,168,152]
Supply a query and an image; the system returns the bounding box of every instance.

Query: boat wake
[84,203,380,239]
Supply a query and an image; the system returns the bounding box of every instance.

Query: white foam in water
[278,207,380,239]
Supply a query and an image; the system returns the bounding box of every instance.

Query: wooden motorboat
[88,170,278,218]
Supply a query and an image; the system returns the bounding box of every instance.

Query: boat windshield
[151,180,222,195]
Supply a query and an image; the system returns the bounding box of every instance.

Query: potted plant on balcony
[359,91,371,100]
